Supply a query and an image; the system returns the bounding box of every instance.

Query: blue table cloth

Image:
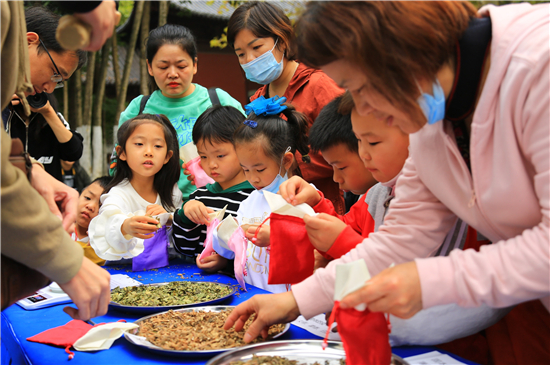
[1,260,478,364]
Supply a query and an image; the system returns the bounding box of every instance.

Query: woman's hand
[224,291,301,343]
[339,261,423,319]
[29,100,55,116]
[303,213,346,252]
[244,224,270,247]
[184,200,214,225]
[121,215,159,239]
[145,204,167,217]
[279,176,322,207]
[314,249,331,271]
[196,253,228,272]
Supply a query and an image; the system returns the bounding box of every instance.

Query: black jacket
[3,104,84,182]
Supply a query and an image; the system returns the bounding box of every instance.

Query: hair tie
[243,120,257,128]
[244,96,287,117]
[302,154,310,163]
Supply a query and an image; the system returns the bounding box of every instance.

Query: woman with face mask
[227,1,346,215]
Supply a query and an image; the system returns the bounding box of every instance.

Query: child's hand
[121,215,159,239]
[196,253,228,273]
[184,200,214,225]
[303,213,347,252]
[279,176,322,207]
[244,224,270,247]
[314,249,332,271]
[182,161,196,185]
[146,204,167,217]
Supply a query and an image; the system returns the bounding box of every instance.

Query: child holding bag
[213,96,310,293]
[89,114,182,271]
[172,105,254,272]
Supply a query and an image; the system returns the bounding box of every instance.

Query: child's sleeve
[88,194,145,260]
[172,206,203,257]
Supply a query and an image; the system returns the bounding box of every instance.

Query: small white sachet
[179,142,199,164]
[208,205,227,222]
[334,259,372,311]
[134,210,172,228]
[263,191,316,219]
[217,215,239,250]
[73,323,138,351]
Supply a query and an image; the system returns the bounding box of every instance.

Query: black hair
[227,1,296,61]
[233,104,309,175]
[25,6,87,70]
[87,176,113,192]
[107,114,180,210]
[192,105,246,146]
[309,95,358,154]
[146,24,198,91]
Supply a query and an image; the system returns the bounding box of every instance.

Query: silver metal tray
[109,281,236,314]
[206,340,409,365]
[124,306,290,357]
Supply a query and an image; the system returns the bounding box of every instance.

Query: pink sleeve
[292,156,456,319]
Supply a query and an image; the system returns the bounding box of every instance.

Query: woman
[227,1,346,214]
[225,1,549,362]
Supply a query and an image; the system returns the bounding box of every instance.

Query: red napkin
[27,319,93,359]
[268,213,314,285]
[324,302,392,365]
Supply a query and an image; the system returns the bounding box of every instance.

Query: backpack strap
[208,88,220,106]
[138,95,151,115]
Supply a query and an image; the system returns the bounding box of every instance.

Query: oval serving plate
[206,340,409,365]
[109,281,236,314]
[124,306,290,357]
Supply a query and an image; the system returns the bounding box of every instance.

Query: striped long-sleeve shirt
[172,181,254,257]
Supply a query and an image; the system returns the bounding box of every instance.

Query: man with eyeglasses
[1,1,118,322]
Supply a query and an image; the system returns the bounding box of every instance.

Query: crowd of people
[1,1,548,364]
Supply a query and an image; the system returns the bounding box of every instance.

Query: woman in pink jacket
[225,1,549,361]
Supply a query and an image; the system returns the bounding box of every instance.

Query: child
[72,176,112,266]
[89,114,182,266]
[214,96,310,293]
[280,95,509,348]
[172,105,254,273]
[111,24,245,202]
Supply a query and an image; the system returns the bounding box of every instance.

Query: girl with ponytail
[214,96,311,293]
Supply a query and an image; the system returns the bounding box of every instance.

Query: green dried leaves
[111,282,232,307]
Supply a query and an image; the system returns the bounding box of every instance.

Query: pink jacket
[292,3,549,318]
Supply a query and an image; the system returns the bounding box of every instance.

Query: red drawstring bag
[27,319,93,360]
[267,213,314,285]
[324,302,392,365]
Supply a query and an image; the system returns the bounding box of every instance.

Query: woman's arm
[32,102,72,143]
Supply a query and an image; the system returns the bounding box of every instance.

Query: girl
[89,114,182,267]
[214,96,310,293]
[227,1,346,214]
[114,24,245,201]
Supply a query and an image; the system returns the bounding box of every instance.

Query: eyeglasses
[39,38,64,89]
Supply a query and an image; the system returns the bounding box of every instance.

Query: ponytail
[281,105,310,163]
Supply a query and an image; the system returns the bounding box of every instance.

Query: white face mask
[240,39,284,85]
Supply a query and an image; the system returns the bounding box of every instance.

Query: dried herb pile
[138,309,286,351]
[230,357,346,365]
[111,282,232,307]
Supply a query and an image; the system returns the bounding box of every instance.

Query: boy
[73,176,112,266]
[172,105,254,273]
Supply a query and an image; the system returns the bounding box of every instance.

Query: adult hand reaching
[61,257,111,321]
[31,165,79,232]
[73,0,118,51]
[339,261,423,319]
[224,291,301,343]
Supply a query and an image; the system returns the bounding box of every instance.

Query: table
[2,260,478,364]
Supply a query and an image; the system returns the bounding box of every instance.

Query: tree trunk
[112,34,121,99]
[79,52,96,175]
[69,69,83,129]
[92,41,112,178]
[140,1,151,96]
[115,1,144,123]
[158,1,168,27]
[62,82,68,119]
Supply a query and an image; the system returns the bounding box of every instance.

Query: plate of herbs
[109,281,236,313]
[123,306,290,357]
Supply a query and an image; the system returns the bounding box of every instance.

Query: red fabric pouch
[325,302,392,365]
[268,213,314,285]
[27,319,93,359]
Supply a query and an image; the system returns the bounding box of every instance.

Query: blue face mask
[258,146,291,194]
[241,39,284,85]
[417,79,446,125]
